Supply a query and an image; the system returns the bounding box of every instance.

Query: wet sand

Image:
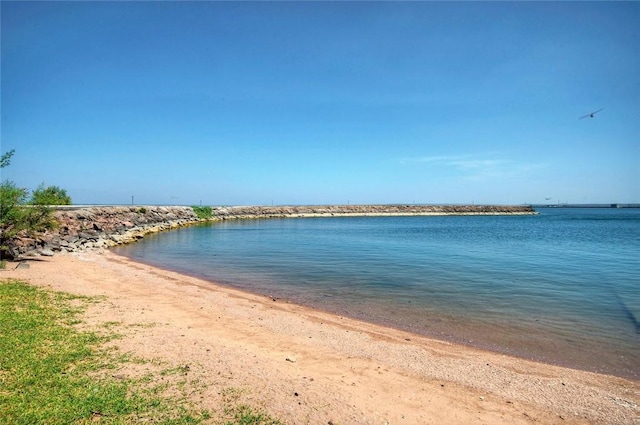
[2,251,638,424]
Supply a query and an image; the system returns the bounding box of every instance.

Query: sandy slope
[2,251,638,424]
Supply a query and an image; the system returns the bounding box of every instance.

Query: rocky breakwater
[10,204,536,259]
[211,204,537,220]
[13,206,200,258]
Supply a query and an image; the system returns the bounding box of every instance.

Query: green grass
[0,279,284,425]
[0,279,210,424]
[191,206,213,220]
[220,388,283,425]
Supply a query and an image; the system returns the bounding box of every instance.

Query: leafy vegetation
[0,149,15,168]
[0,181,58,259]
[0,150,71,259]
[192,206,213,220]
[30,184,72,205]
[0,279,211,424]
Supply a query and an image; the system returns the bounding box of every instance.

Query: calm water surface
[114,208,640,379]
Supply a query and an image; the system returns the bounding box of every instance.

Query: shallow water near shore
[114,208,640,379]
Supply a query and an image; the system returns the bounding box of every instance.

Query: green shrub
[1,181,57,259]
[1,151,68,259]
[192,206,213,220]
[30,184,72,205]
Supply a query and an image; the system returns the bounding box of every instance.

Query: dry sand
[2,251,638,424]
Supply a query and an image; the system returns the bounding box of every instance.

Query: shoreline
[11,204,536,259]
[112,249,640,382]
[2,251,638,424]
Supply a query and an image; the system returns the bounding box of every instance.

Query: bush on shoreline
[0,181,58,260]
[191,205,213,220]
[0,150,71,260]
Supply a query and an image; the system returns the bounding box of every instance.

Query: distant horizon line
[53,202,640,209]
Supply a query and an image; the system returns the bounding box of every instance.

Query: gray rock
[39,249,55,257]
[78,231,98,240]
[64,207,196,251]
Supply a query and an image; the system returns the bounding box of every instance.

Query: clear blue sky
[2,1,638,206]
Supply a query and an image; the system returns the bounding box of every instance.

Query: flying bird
[579,108,603,119]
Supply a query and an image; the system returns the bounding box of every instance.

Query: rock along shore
[13,204,536,258]
[211,204,537,219]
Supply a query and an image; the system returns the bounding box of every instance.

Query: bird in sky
[579,108,603,119]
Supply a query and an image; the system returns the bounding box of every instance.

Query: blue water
[114,208,640,379]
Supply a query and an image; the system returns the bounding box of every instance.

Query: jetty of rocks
[211,204,536,219]
[10,204,536,258]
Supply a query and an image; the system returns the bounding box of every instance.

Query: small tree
[0,181,55,259]
[0,151,60,259]
[0,180,29,238]
[31,184,72,205]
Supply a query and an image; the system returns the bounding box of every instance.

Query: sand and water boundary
[4,204,639,423]
[2,254,638,423]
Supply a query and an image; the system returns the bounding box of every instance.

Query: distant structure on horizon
[533,203,640,208]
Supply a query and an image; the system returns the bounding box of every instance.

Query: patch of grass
[191,206,213,220]
[0,279,210,424]
[220,388,283,425]
[127,321,157,329]
[101,320,123,329]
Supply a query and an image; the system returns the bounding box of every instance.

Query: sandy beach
[2,251,638,424]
